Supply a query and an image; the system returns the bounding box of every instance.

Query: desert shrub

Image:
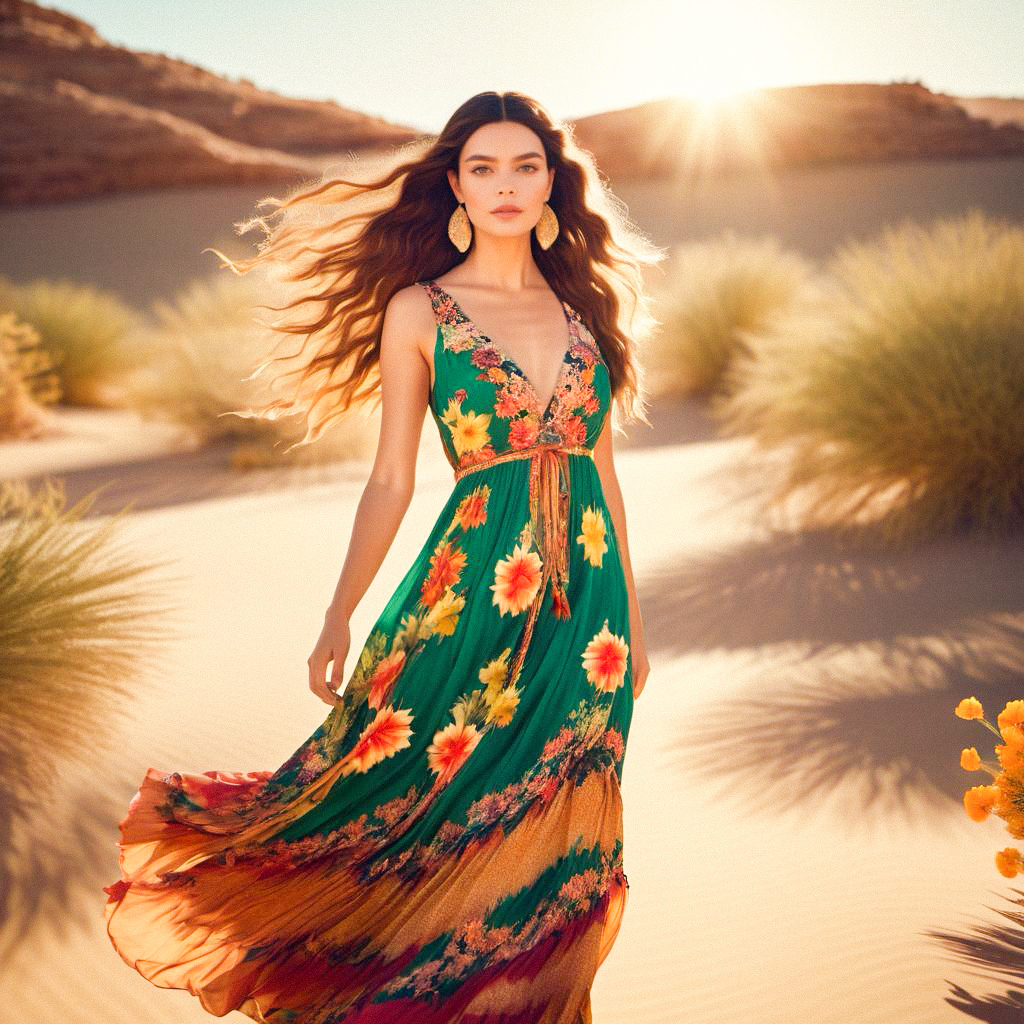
[650,231,815,397]
[123,271,378,467]
[717,211,1024,542]
[0,478,180,795]
[0,274,142,407]
[0,311,61,438]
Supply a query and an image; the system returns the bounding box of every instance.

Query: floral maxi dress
[102,278,636,1024]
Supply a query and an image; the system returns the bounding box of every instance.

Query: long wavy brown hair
[206,90,665,451]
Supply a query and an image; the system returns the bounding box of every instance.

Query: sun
[681,77,752,109]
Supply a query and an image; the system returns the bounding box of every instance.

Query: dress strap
[414,279,443,319]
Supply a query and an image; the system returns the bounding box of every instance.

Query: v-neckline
[429,279,576,420]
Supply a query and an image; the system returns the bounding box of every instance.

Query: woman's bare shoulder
[381,283,437,352]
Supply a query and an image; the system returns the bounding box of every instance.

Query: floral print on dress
[582,618,630,693]
[578,504,608,567]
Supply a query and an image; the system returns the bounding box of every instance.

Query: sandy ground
[2,397,1024,1023]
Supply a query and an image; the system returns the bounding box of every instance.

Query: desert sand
[2,397,1023,1023]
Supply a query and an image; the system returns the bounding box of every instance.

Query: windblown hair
[206,90,665,450]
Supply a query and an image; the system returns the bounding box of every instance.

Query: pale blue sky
[57,0,1022,130]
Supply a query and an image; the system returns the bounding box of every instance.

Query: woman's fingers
[308,650,336,705]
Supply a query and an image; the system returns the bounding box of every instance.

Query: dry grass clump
[0,478,181,795]
[649,231,815,397]
[716,212,1024,542]
[122,271,378,468]
[0,311,62,439]
[0,274,142,407]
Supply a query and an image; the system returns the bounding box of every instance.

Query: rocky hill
[570,83,1024,179]
[949,94,1024,129]
[0,0,424,204]
[2,0,1022,206]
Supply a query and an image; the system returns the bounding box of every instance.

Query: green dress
[103,277,635,1024]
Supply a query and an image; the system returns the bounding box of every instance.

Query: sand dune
[2,395,1023,1021]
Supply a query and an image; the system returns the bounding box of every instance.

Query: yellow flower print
[485,684,521,727]
[441,397,491,458]
[424,586,466,637]
[393,611,424,647]
[577,506,608,568]
[479,646,513,698]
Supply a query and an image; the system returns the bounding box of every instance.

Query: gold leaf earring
[448,203,472,253]
[534,201,559,250]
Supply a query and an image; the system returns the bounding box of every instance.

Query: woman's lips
[492,209,522,218]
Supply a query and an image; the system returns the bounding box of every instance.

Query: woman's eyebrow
[463,151,544,162]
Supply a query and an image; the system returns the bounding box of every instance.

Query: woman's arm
[307,285,436,704]
[593,416,650,698]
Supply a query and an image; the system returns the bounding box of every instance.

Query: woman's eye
[469,165,538,174]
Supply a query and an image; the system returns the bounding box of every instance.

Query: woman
[103,90,660,1023]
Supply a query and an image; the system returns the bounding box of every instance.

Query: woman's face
[448,121,554,239]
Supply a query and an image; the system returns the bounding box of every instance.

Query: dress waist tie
[453,442,594,683]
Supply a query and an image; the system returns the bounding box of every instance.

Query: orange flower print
[561,414,588,446]
[454,485,490,531]
[440,397,491,458]
[440,322,476,354]
[577,506,608,568]
[342,705,414,776]
[427,706,481,784]
[424,587,465,637]
[491,539,543,616]
[507,416,541,449]
[421,539,467,607]
[367,649,407,710]
[581,618,630,693]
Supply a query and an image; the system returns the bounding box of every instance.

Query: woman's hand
[631,632,650,700]
[308,607,352,706]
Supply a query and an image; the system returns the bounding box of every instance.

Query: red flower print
[342,705,415,775]
[421,540,468,607]
[561,414,588,445]
[491,540,543,616]
[454,485,490,530]
[471,346,504,369]
[581,619,630,693]
[367,649,407,710]
[427,708,482,784]
[508,417,540,449]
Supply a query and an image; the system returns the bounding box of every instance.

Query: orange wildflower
[998,701,1024,745]
[996,847,1024,878]
[955,697,985,720]
[964,784,1001,822]
[960,747,982,771]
